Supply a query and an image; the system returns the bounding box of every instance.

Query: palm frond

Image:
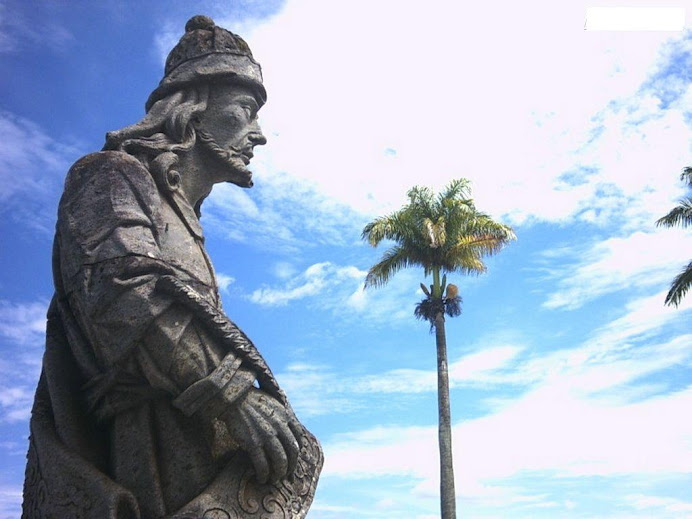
[664,260,692,307]
[422,216,447,248]
[414,295,446,332]
[439,178,471,204]
[444,295,462,317]
[364,245,422,288]
[656,199,692,228]
[449,234,513,258]
[407,185,435,215]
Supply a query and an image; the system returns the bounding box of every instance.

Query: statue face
[196,83,267,188]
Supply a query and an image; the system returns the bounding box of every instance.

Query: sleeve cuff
[172,352,253,417]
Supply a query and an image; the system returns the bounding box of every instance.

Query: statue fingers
[239,407,272,484]
[249,392,302,475]
[244,404,289,483]
[272,416,300,477]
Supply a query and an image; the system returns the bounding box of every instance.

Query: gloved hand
[220,388,302,484]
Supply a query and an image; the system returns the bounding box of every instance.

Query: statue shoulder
[65,151,152,192]
[59,151,164,229]
[61,151,164,208]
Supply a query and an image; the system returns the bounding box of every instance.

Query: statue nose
[249,131,267,146]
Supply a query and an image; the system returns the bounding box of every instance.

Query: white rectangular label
[585,7,686,31]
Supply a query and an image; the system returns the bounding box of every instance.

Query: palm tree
[656,167,692,307]
[362,179,515,518]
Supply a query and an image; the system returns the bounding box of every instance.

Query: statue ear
[150,151,182,195]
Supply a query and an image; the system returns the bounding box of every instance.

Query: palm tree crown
[656,167,692,307]
[362,179,516,293]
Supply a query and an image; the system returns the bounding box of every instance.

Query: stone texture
[22,15,322,519]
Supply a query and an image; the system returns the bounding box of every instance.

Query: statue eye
[241,104,255,120]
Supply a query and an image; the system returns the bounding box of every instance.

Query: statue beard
[195,128,254,188]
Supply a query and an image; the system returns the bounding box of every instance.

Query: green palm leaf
[664,261,692,307]
[658,167,692,307]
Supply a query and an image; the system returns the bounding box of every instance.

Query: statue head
[104,15,267,192]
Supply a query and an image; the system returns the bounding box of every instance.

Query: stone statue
[22,15,322,519]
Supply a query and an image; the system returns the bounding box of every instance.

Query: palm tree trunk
[435,311,456,519]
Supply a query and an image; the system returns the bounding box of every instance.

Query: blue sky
[1,1,691,517]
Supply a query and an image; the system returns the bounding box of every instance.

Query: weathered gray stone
[22,15,322,519]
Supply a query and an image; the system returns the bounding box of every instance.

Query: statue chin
[223,158,254,188]
[197,136,255,188]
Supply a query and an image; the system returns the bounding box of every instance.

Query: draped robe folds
[22,151,322,519]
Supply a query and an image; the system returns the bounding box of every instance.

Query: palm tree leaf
[444,295,462,317]
[450,234,513,257]
[656,198,692,228]
[438,178,471,205]
[364,245,424,288]
[664,260,692,307]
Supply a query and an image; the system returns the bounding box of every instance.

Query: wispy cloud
[350,345,524,395]
[0,111,83,232]
[216,273,235,293]
[541,230,692,310]
[280,344,524,416]
[249,261,365,306]
[0,300,47,345]
[591,289,692,347]
[279,363,363,417]
[627,494,692,514]
[0,484,22,519]
[203,172,365,253]
[0,385,34,423]
[243,260,424,325]
[0,1,73,54]
[0,299,47,423]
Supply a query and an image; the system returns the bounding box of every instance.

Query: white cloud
[279,363,363,418]
[246,260,433,325]
[0,299,48,422]
[271,261,298,280]
[147,3,692,259]
[585,7,686,32]
[279,344,523,418]
[0,300,47,345]
[591,290,692,347]
[0,485,22,519]
[216,273,235,292]
[0,111,82,232]
[349,345,524,394]
[203,172,365,252]
[0,385,33,423]
[627,494,692,513]
[541,230,692,310]
[249,261,366,306]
